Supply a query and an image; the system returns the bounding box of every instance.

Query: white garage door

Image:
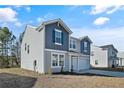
[78,57,89,70]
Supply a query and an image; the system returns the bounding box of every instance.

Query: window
[95,60,98,65]
[33,60,37,71]
[55,29,62,45]
[112,51,116,57]
[52,54,58,66]
[59,55,64,66]
[27,45,30,54]
[51,53,65,67]
[84,42,88,52]
[70,39,76,49]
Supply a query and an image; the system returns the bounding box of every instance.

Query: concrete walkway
[79,70,124,77]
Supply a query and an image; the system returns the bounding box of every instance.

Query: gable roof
[100,44,118,52]
[37,18,73,34]
[79,36,92,43]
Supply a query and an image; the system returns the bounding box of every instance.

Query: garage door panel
[79,57,89,70]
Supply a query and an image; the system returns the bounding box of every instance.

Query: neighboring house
[117,52,124,66]
[21,18,92,73]
[90,44,118,68]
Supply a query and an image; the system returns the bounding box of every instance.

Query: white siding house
[21,19,92,74]
[90,44,118,68]
[21,25,45,73]
[90,45,108,67]
[117,52,124,66]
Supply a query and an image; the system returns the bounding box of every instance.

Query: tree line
[0,27,21,68]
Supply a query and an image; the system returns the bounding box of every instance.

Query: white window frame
[84,41,88,52]
[51,52,65,68]
[70,39,76,50]
[55,29,62,45]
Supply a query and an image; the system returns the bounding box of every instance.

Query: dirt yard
[0,68,124,88]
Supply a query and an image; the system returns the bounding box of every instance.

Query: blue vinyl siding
[80,39,91,55]
[45,22,69,51]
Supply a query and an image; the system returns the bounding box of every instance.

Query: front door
[71,56,78,72]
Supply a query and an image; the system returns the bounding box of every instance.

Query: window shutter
[53,30,55,43]
[80,42,83,53]
[61,32,64,44]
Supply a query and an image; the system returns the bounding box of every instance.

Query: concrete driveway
[80,70,124,77]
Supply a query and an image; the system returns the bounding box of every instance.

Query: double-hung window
[84,42,88,52]
[70,39,76,49]
[55,29,62,45]
[59,55,64,66]
[52,54,58,67]
[51,53,65,67]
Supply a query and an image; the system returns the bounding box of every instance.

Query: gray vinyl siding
[44,50,69,73]
[45,22,69,51]
[107,47,118,67]
[80,39,91,55]
[69,37,81,53]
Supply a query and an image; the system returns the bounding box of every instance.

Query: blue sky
[0,5,124,51]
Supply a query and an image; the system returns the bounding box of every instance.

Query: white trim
[69,48,77,51]
[55,29,62,45]
[69,55,71,72]
[45,49,90,57]
[40,19,73,34]
[71,56,78,72]
[42,26,45,73]
[77,56,79,71]
[69,38,77,50]
[45,49,68,53]
[69,52,90,57]
[55,29,62,33]
[55,42,62,45]
[51,52,65,68]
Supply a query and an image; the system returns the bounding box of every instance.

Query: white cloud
[37,13,55,23]
[13,5,31,13]
[68,5,80,10]
[71,27,124,51]
[29,20,33,24]
[26,6,31,12]
[14,5,22,8]
[90,5,123,15]
[14,21,23,27]
[0,7,18,22]
[0,7,23,28]
[93,17,110,25]
[37,17,45,22]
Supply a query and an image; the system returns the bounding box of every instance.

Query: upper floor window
[70,39,76,49]
[84,42,88,52]
[112,51,116,56]
[55,29,62,45]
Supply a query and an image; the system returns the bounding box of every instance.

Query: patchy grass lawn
[0,68,124,88]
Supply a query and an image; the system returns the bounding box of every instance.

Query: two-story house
[21,19,92,73]
[90,44,118,68]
